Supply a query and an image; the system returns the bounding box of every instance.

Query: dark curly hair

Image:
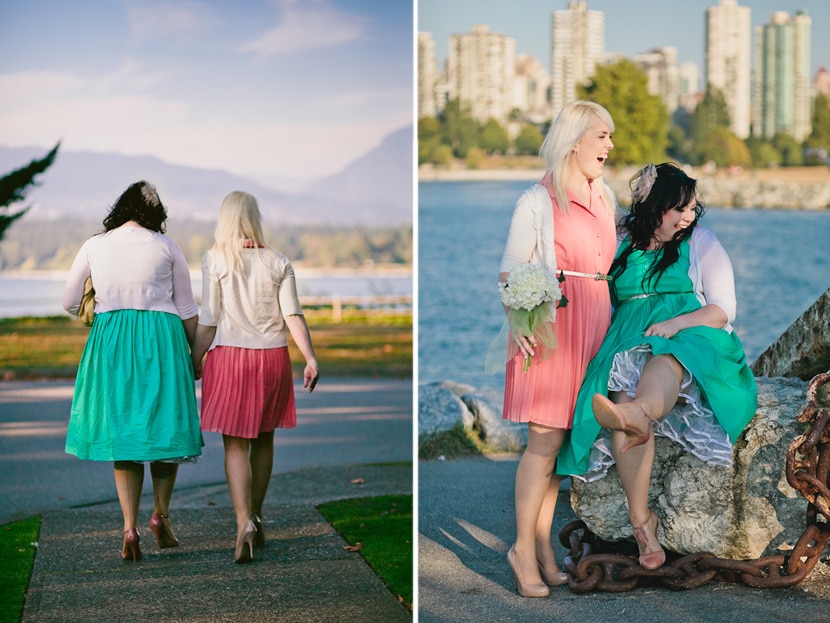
[103,181,168,233]
[610,162,704,294]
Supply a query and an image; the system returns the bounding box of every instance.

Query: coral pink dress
[502,184,616,429]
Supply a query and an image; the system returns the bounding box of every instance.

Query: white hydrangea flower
[498,264,562,311]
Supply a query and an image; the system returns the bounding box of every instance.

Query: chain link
[560,372,830,593]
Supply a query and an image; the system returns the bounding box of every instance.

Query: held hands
[192,356,203,380]
[644,318,682,339]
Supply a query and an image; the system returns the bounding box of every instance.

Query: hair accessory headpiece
[631,163,657,203]
[140,181,160,207]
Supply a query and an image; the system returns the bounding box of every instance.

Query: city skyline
[419,0,830,83]
[0,0,412,189]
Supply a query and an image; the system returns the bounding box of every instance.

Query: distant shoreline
[419,165,830,210]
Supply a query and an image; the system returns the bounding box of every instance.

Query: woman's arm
[181,314,198,347]
[190,323,216,380]
[285,314,319,392]
[644,230,735,338]
[643,304,727,338]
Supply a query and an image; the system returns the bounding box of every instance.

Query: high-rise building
[550,1,604,118]
[678,62,702,113]
[752,11,812,141]
[447,25,516,124]
[514,54,551,124]
[705,0,752,138]
[815,67,830,101]
[418,32,439,118]
[633,47,680,114]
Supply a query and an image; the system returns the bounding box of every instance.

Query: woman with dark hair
[556,162,757,570]
[62,180,202,562]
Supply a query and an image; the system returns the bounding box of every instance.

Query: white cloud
[0,69,409,180]
[238,0,369,57]
[325,87,412,110]
[125,0,215,41]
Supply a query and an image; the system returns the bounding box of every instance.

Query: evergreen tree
[0,142,60,242]
[439,99,479,158]
[579,59,669,165]
[690,88,733,165]
[805,93,830,163]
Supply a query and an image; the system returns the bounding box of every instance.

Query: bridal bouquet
[498,264,567,372]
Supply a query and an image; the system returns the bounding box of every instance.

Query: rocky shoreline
[419,165,830,210]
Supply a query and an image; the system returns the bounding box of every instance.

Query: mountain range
[0,125,413,227]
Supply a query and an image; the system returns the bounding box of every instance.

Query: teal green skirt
[65,310,203,461]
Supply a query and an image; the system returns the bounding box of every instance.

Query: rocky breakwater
[604,167,830,210]
[419,286,830,560]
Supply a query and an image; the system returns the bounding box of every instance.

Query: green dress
[556,233,757,479]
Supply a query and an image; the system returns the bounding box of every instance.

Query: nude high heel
[121,528,142,562]
[149,512,179,549]
[592,394,655,452]
[537,561,568,587]
[632,512,666,570]
[234,520,257,564]
[507,545,549,597]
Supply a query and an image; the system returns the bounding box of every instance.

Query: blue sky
[0,0,413,186]
[420,0,829,83]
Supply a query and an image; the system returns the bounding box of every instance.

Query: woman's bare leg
[223,435,253,534]
[150,461,179,517]
[249,431,274,519]
[513,424,565,584]
[114,461,144,531]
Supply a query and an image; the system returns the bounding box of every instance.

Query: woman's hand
[303,361,319,393]
[644,318,682,339]
[512,332,537,360]
[645,304,728,339]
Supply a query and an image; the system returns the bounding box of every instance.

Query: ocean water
[418,180,830,391]
[0,270,412,319]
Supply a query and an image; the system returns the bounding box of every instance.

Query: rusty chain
[559,371,830,593]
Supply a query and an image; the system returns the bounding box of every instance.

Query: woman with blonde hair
[496,101,617,596]
[192,191,319,563]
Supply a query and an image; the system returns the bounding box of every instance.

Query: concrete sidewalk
[418,456,830,623]
[23,463,412,623]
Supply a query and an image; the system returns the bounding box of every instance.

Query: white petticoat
[575,345,734,482]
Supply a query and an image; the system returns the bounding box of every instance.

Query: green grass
[317,495,413,610]
[418,422,487,460]
[0,516,40,623]
[0,312,412,380]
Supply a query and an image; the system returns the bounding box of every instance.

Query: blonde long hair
[212,190,266,272]
[539,100,616,214]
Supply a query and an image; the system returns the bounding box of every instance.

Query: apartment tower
[705,0,752,138]
[633,47,681,114]
[550,1,604,118]
[418,32,439,118]
[447,25,516,124]
[753,11,812,141]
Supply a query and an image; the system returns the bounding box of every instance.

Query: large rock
[418,381,475,438]
[751,286,830,380]
[570,376,812,559]
[418,382,527,452]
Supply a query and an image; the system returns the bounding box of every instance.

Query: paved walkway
[418,455,830,623]
[23,463,411,623]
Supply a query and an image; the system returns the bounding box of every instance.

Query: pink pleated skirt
[502,278,611,429]
[200,345,296,437]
